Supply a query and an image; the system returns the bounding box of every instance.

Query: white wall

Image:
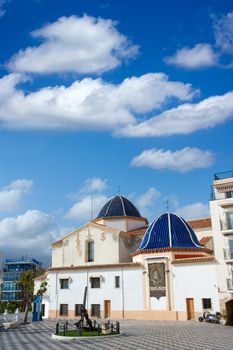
[49,267,144,316]
[52,225,120,267]
[173,263,219,312]
[210,199,233,299]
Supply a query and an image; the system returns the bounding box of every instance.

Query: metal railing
[220,220,233,231]
[214,171,233,180]
[227,279,233,290]
[224,249,233,260]
[55,319,120,336]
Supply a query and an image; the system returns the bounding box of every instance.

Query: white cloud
[0,0,7,17]
[0,179,33,212]
[165,44,218,69]
[7,15,139,74]
[136,187,160,209]
[175,202,210,220]
[134,187,160,219]
[117,90,233,137]
[66,177,109,221]
[80,177,107,194]
[131,147,215,172]
[0,72,195,131]
[0,210,59,259]
[66,194,108,222]
[214,12,233,55]
[165,12,233,70]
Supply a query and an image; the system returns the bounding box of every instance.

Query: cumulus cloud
[213,12,233,55]
[135,187,160,218]
[117,91,233,137]
[165,12,233,69]
[176,202,210,220]
[0,0,7,17]
[0,72,195,131]
[136,187,160,208]
[0,210,60,259]
[80,177,107,194]
[66,194,108,222]
[66,177,109,221]
[131,147,215,172]
[0,179,33,212]
[7,15,139,74]
[165,44,218,69]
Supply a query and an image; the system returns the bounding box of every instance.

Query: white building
[35,193,225,321]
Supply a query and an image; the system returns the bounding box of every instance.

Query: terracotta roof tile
[187,217,212,229]
[172,256,215,264]
[199,236,212,245]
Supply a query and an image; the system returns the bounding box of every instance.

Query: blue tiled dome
[96,195,142,219]
[139,212,203,250]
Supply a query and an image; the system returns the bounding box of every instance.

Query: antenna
[166,199,170,212]
[90,183,94,220]
[117,185,121,195]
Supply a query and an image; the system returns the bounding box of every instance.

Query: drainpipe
[86,271,89,313]
[55,272,58,318]
[121,268,125,319]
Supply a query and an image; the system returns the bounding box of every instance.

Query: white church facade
[35,173,233,322]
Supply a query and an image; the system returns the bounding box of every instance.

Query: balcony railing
[210,187,233,201]
[227,279,233,290]
[214,170,233,180]
[224,249,233,260]
[220,220,233,231]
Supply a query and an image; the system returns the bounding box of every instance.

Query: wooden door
[104,300,111,318]
[186,298,195,320]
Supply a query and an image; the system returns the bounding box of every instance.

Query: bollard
[3,310,8,322]
[111,323,113,334]
[15,308,19,322]
[116,321,120,334]
[63,324,66,336]
[98,324,100,336]
[56,322,59,334]
[65,320,68,332]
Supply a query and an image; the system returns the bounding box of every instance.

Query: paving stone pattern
[0,319,233,350]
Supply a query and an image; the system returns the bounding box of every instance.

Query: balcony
[224,249,233,261]
[214,170,233,180]
[227,279,233,290]
[220,220,233,234]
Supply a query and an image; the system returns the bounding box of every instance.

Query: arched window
[87,240,94,262]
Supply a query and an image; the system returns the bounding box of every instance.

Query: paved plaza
[0,319,233,350]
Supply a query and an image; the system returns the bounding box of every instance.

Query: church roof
[96,195,142,219]
[138,212,203,251]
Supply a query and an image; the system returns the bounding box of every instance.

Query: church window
[91,277,100,288]
[202,298,212,309]
[87,240,94,262]
[115,276,120,288]
[60,278,69,289]
[59,304,68,316]
[91,304,100,317]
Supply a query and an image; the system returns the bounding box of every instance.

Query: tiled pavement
[0,319,233,350]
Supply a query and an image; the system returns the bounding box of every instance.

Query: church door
[186,298,195,320]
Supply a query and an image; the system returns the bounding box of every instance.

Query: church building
[36,195,220,321]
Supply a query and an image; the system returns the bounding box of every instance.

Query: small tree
[19,270,47,324]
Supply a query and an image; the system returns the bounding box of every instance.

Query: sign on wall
[148,262,166,300]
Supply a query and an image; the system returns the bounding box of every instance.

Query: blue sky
[0,0,233,263]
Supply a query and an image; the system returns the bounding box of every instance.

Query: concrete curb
[51,333,122,341]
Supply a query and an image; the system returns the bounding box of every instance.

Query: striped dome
[96,195,142,219]
[139,212,203,250]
